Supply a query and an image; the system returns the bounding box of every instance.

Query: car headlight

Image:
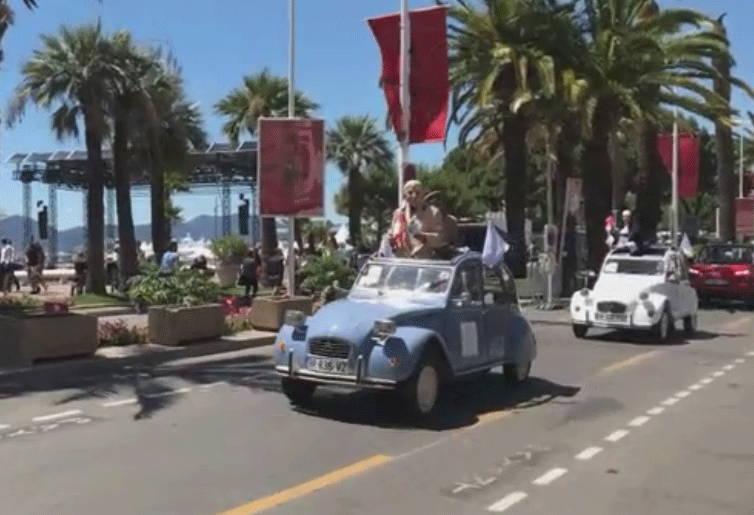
[373,319,396,339]
[639,291,649,301]
[284,310,307,329]
[580,288,590,297]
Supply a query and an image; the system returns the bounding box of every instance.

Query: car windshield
[697,246,753,264]
[353,263,453,296]
[602,258,665,275]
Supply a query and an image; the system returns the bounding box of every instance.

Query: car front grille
[308,338,351,359]
[597,301,627,314]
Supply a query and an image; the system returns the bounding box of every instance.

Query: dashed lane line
[102,398,138,407]
[532,467,568,486]
[647,407,665,415]
[0,424,8,430]
[700,377,714,385]
[722,364,735,371]
[713,371,725,377]
[689,384,703,391]
[605,429,629,442]
[32,410,82,423]
[675,390,691,398]
[487,491,529,512]
[735,358,746,364]
[575,447,602,461]
[628,416,650,427]
[661,397,679,406]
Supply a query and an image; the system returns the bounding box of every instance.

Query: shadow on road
[293,374,580,431]
[0,354,279,420]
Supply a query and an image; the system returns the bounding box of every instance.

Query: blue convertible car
[273,251,537,417]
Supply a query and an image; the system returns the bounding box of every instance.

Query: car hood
[306,297,442,343]
[591,274,663,302]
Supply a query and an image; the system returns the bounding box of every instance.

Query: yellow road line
[719,315,752,332]
[474,409,512,427]
[596,350,661,376]
[217,454,391,515]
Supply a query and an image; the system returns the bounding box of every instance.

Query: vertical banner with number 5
[258,118,325,217]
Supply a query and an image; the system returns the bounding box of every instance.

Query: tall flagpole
[671,91,679,247]
[398,0,411,206]
[286,0,297,296]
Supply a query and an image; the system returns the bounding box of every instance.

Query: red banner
[735,197,754,238]
[368,6,449,144]
[258,118,325,216]
[656,132,700,199]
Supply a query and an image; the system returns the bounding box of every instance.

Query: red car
[689,243,754,306]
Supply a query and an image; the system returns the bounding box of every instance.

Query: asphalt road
[0,307,752,515]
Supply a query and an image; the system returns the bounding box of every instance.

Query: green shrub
[209,235,248,264]
[0,295,40,311]
[298,253,356,296]
[127,267,223,307]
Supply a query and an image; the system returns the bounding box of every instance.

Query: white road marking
[532,467,568,485]
[735,358,745,364]
[661,397,679,406]
[143,387,191,399]
[32,410,82,422]
[713,371,725,377]
[575,447,602,460]
[0,424,8,430]
[647,407,665,415]
[199,382,224,389]
[722,364,735,371]
[747,351,754,357]
[488,492,528,512]
[102,398,138,407]
[605,429,629,442]
[700,377,714,384]
[689,384,703,391]
[675,391,691,398]
[628,416,650,427]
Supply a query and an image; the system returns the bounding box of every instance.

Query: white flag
[482,220,510,267]
[378,234,394,257]
[680,233,693,257]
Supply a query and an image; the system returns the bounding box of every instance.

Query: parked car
[689,243,754,307]
[273,252,537,418]
[570,246,698,342]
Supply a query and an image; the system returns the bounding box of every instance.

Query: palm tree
[447,0,580,276]
[327,115,393,246]
[8,22,121,294]
[215,68,319,258]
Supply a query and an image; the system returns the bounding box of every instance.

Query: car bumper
[571,307,657,330]
[693,284,754,299]
[274,352,398,390]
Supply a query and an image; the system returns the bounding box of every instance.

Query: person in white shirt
[1,239,16,293]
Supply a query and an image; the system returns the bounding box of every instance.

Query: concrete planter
[148,304,225,346]
[216,263,239,288]
[250,296,314,331]
[0,311,98,367]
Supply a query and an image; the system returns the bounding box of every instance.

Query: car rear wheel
[683,314,697,335]
[281,378,317,406]
[504,361,531,387]
[403,348,444,418]
[573,324,588,338]
[654,306,673,343]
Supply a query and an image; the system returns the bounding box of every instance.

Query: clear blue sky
[1,0,752,231]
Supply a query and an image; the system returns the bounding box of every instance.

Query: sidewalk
[520,303,571,326]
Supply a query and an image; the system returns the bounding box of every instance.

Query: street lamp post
[285,0,297,296]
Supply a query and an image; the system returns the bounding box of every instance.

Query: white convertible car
[570,246,698,342]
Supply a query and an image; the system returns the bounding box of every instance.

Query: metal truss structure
[7,142,258,265]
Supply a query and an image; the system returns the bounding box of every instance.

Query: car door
[482,264,512,361]
[447,260,488,369]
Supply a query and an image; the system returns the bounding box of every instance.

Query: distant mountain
[0,214,310,252]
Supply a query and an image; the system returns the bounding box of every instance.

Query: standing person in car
[389,180,447,259]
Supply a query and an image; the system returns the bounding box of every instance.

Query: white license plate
[595,312,628,322]
[306,356,348,374]
[705,279,729,286]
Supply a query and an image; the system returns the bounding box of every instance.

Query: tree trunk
[502,113,528,278]
[83,108,107,294]
[635,121,664,240]
[348,167,364,246]
[713,32,735,241]
[582,105,614,272]
[294,218,304,250]
[555,118,577,223]
[150,163,168,265]
[112,117,138,285]
[610,130,628,214]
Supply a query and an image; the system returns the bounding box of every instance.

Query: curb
[71,306,136,318]
[0,334,276,380]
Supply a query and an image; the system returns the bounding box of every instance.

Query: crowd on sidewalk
[0,238,49,295]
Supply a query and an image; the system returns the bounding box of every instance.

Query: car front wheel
[573,324,588,338]
[403,349,444,418]
[654,306,673,343]
[281,378,317,406]
[504,361,531,386]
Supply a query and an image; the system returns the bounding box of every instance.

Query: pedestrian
[238,248,261,298]
[71,251,87,296]
[159,241,180,276]
[0,238,12,293]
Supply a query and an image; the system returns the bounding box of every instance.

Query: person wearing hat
[389,180,447,258]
